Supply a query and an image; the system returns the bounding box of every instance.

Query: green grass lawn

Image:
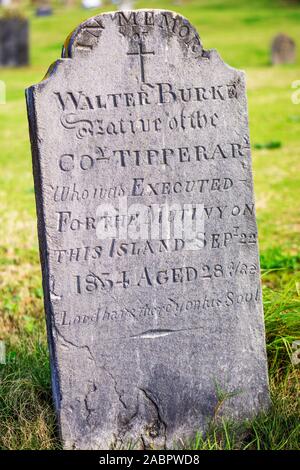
[0,0,299,449]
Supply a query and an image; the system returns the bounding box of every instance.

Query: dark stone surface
[0,18,29,67]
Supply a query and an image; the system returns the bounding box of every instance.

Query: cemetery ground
[0,0,299,450]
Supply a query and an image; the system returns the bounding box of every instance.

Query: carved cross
[127,42,155,83]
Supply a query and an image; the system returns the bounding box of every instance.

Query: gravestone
[119,0,134,11]
[271,33,296,65]
[36,6,53,16]
[36,0,53,16]
[0,16,29,67]
[26,10,270,449]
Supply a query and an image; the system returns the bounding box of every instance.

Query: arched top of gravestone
[38,9,238,86]
[62,10,203,59]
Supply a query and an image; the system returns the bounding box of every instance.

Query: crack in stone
[87,326,205,344]
[139,388,167,448]
[101,365,127,410]
[54,325,95,362]
[130,327,204,339]
[140,434,147,450]
[84,382,97,425]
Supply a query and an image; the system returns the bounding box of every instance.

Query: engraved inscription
[53,286,261,329]
[54,83,238,111]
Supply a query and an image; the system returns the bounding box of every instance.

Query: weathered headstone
[26,10,270,450]
[271,33,296,65]
[0,16,29,67]
[0,0,12,6]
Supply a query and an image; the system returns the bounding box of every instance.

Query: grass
[189,373,300,450]
[0,0,299,450]
[0,338,60,450]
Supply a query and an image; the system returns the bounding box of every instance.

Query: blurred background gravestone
[35,0,53,16]
[0,0,12,7]
[82,0,102,9]
[271,33,296,64]
[119,0,134,10]
[0,14,29,67]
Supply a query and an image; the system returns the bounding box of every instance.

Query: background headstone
[119,0,134,11]
[0,0,12,6]
[35,0,53,16]
[36,6,53,16]
[81,0,102,9]
[0,16,29,67]
[271,33,296,64]
[26,10,270,449]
